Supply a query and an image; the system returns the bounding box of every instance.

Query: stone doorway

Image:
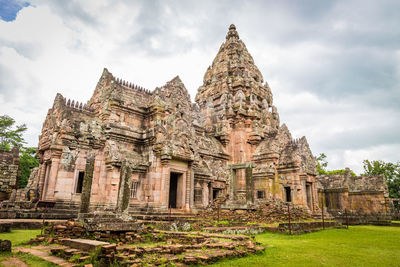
[213,188,221,201]
[169,172,183,209]
[285,186,292,202]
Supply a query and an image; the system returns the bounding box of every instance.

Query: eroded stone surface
[317,169,390,214]
[0,147,20,201]
[10,24,318,215]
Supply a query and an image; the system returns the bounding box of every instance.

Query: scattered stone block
[0,239,11,252]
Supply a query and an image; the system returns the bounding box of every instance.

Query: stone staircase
[311,211,335,221]
[128,209,196,222]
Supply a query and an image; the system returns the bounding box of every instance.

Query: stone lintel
[348,190,384,195]
[320,188,348,193]
[226,162,256,170]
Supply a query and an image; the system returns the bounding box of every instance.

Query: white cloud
[0,0,399,174]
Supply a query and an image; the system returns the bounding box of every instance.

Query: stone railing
[115,77,152,95]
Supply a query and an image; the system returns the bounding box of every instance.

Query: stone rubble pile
[203,198,313,224]
[47,233,263,266]
[27,220,265,266]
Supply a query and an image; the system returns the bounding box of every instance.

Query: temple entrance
[169,172,183,209]
[213,188,221,200]
[285,186,292,202]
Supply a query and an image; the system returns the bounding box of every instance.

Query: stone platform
[60,238,109,252]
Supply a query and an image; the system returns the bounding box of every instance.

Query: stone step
[129,214,195,221]
[61,238,109,252]
[14,211,78,219]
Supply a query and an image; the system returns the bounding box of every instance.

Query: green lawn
[0,229,56,266]
[0,229,41,246]
[212,226,400,267]
[0,252,57,267]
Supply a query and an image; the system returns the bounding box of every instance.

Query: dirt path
[15,246,73,267]
[1,257,28,267]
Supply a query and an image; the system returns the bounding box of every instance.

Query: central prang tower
[196,24,317,207]
[195,24,280,164]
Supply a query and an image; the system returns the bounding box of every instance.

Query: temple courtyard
[0,224,399,266]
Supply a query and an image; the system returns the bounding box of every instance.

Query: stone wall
[0,147,20,201]
[317,169,390,215]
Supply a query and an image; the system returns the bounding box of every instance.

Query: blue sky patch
[0,0,30,21]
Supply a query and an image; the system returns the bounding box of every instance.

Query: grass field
[212,226,400,267]
[0,226,399,266]
[0,229,56,267]
[0,229,41,246]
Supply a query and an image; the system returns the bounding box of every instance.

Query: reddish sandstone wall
[0,147,20,201]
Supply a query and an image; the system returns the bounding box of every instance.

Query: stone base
[61,238,109,252]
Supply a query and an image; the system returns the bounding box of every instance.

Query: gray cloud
[1,0,399,173]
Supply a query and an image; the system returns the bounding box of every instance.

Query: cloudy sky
[0,0,399,173]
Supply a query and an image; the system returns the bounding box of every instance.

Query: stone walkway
[0,219,67,223]
[1,257,28,267]
[15,246,73,267]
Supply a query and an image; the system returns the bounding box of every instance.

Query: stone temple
[28,24,320,215]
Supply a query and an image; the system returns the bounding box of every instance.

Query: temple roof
[195,24,269,105]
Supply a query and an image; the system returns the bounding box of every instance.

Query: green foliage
[68,253,82,263]
[316,153,356,176]
[316,153,328,174]
[0,115,27,151]
[19,147,39,188]
[362,160,400,198]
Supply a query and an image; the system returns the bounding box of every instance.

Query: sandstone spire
[195,24,279,144]
[195,24,272,108]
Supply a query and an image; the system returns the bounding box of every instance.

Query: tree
[0,115,38,188]
[316,153,328,174]
[19,147,39,188]
[0,115,27,151]
[362,160,400,198]
[316,153,357,176]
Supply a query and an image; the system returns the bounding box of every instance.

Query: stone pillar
[79,155,95,214]
[229,169,235,201]
[185,163,192,210]
[202,182,209,207]
[38,163,47,200]
[245,166,253,204]
[44,158,60,200]
[189,164,194,209]
[116,161,132,213]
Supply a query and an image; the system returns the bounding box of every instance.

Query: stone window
[75,172,84,194]
[194,188,202,204]
[257,190,265,199]
[130,181,139,199]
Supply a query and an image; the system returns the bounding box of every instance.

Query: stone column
[185,163,192,210]
[38,163,47,200]
[202,182,209,207]
[116,161,132,213]
[44,158,60,200]
[79,155,95,214]
[245,166,253,204]
[229,169,235,201]
[189,164,194,209]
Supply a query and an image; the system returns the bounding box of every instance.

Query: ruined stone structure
[317,170,390,215]
[0,147,20,201]
[26,25,320,215]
